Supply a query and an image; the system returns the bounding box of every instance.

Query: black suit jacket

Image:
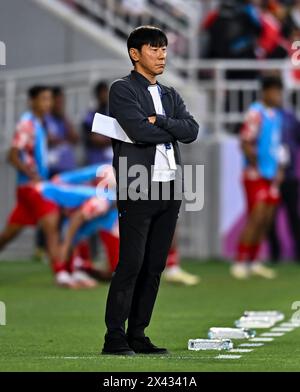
[109,69,199,196]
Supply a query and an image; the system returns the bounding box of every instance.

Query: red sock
[51,260,68,274]
[249,243,261,262]
[166,245,179,268]
[236,243,252,263]
[67,246,94,273]
[65,251,76,273]
[99,230,119,273]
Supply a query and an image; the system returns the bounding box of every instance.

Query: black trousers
[269,178,300,261]
[104,180,182,338]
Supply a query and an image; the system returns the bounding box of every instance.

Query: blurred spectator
[256,0,290,59]
[201,0,300,62]
[82,81,113,165]
[202,0,261,79]
[202,0,261,60]
[45,86,78,177]
[269,108,300,262]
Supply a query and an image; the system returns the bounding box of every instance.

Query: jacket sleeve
[109,80,176,145]
[154,88,199,144]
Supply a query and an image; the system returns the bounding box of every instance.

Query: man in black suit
[102,26,199,356]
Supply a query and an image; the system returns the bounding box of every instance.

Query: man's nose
[158,50,166,59]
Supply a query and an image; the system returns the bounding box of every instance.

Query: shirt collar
[130,70,167,94]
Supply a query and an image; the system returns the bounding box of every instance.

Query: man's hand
[148,116,156,124]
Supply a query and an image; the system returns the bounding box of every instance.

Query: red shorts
[8,185,58,226]
[243,176,280,212]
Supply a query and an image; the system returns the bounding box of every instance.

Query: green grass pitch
[1,260,300,372]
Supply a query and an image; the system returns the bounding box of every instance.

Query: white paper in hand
[92,113,133,144]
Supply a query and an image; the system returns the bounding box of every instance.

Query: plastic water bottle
[235,318,276,329]
[188,338,233,351]
[244,311,284,322]
[208,327,256,339]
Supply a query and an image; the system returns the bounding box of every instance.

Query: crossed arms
[109,80,199,145]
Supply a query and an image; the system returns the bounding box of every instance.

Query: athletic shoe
[250,263,277,279]
[230,263,250,280]
[55,270,81,289]
[162,266,200,286]
[72,270,98,288]
[127,335,169,355]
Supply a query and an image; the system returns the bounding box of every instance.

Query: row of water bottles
[188,310,284,351]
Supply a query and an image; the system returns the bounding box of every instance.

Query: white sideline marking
[215,354,241,359]
[260,332,285,337]
[44,356,98,360]
[43,355,223,361]
[271,327,294,332]
[229,349,253,353]
[239,343,264,347]
[250,337,274,342]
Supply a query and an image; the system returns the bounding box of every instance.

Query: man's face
[31,90,53,115]
[264,87,283,108]
[131,44,167,75]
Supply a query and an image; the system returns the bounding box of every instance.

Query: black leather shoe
[101,334,136,356]
[127,335,169,354]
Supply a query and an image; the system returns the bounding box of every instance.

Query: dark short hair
[52,86,64,97]
[27,85,51,99]
[127,26,168,65]
[94,81,108,97]
[261,76,283,91]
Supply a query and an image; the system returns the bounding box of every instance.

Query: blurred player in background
[37,178,116,288]
[231,76,286,279]
[34,86,79,261]
[0,174,115,289]
[0,86,60,277]
[81,81,113,166]
[52,163,118,283]
[45,86,78,177]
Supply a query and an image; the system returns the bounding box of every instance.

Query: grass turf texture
[1,260,300,372]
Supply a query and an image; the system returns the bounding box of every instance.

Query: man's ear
[129,48,139,63]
